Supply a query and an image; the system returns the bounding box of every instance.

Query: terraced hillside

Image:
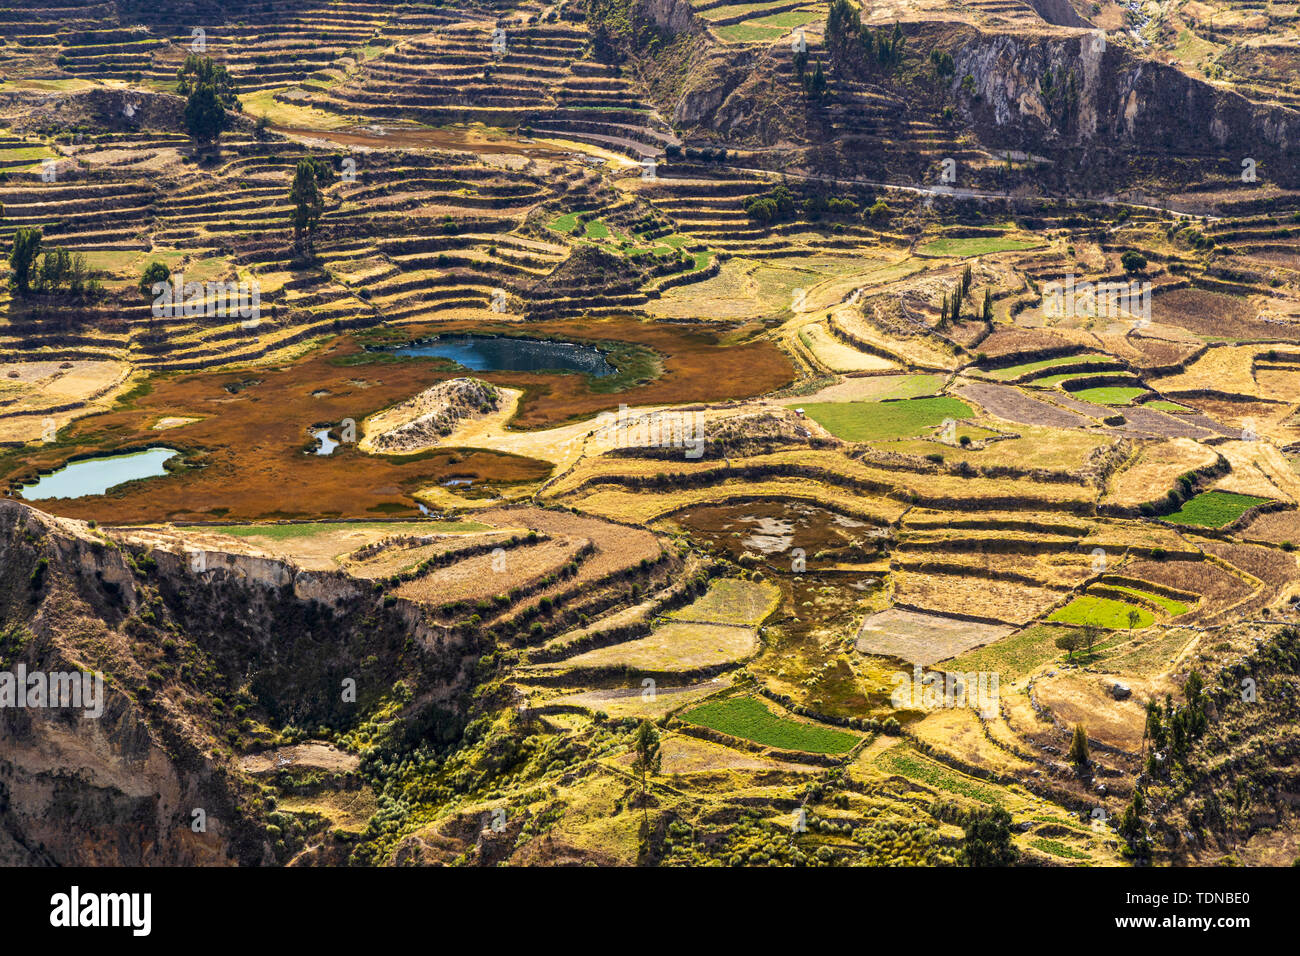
[0,0,1299,874]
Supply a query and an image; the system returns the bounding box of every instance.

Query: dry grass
[535,622,759,673]
[893,571,1068,626]
[666,578,781,627]
[547,679,729,720]
[0,360,134,443]
[1105,438,1220,507]
[855,608,1013,664]
[395,536,587,605]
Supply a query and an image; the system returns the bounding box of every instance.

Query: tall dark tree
[1068,723,1090,768]
[8,227,41,297]
[176,53,238,107]
[810,60,826,97]
[632,720,661,793]
[290,159,325,254]
[1117,787,1151,860]
[178,55,237,145]
[630,719,661,824]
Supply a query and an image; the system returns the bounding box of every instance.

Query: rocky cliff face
[954,29,1298,171]
[625,0,1300,189]
[0,500,475,865]
[0,502,269,865]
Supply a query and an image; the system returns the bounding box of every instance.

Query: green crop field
[1163,491,1270,528]
[1069,386,1147,405]
[1048,595,1153,629]
[916,237,1043,257]
[1103,585,1189,616]
[986,354,1116,380]
[1031,838,1091,860]
[947,625,1074,680]
[680,697,860,753]
[875,746,1004,803]
[800,396,972,442]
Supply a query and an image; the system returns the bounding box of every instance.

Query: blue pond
[376,334,615,377]
[20,447,180,500]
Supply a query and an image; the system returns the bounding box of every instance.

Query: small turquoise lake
[373,333,616,377]
[20,447,180,500]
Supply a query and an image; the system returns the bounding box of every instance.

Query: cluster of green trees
[1037,67,1080,134]
[1105,671,1212,861]
[793,50,827,98]
[177,54,239,145]
[1056,621,1102,660]
[937,264,993,327]
[744,184,864,225]
[1121,249,1148,273]
[745,184,797,224]
[8,227,98,297]
[960,805,1018,866]
[663,144,728,163]
[825,0,905,70]
[1144,671,1208,774]
[139,260,171,296]
[929,49,955,79]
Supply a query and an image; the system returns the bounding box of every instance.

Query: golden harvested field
[855,608,1014,665]
[1242,508,1300,544]
[666,578,781,627]
[534,622,759,674]
[1211,440,1300,502]
[1032,673,1153,753]
[892,571,1069,626]
[0,360,134,443]
[1105,438,1221,507]
[569,477,905,525]
[799,322,897,372]
[6,0,1300,876]
[395,536,587,605]
[545,680,730,720]
[342,531,518,578]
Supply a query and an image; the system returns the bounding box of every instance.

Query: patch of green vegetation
[948,625,1068,680]
[1163,491,1270,528]
[1031,837,1090,860]
[679,696,859,753]
[875,746,1003,803]
[986,354,1116,380]
[547,210,596,233]
[752,9,821,27]
[916,237,1042,257]
[1102,585,1189,617]
[1027,372,1090,389]
[715,23,786,42]
[1069,386,1147,406]
[874,374,947,400]
[1048,595,1153,630]
[800,396,972,442]
[1143,400,1190,413]
[584,341,662,394]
